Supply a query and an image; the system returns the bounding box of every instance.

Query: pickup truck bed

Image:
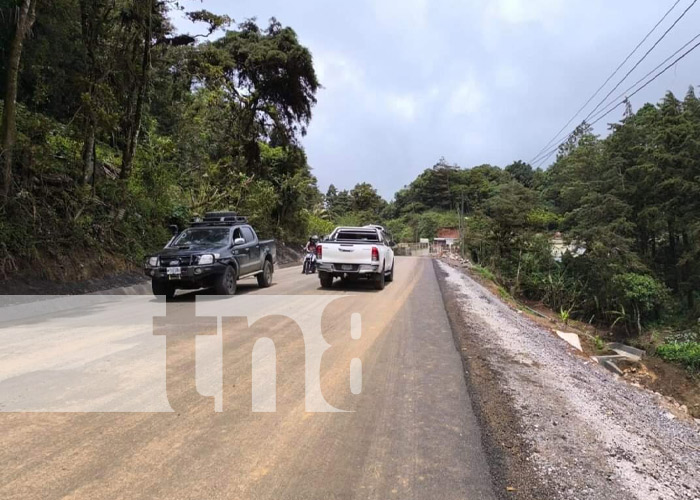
[316,226,395,290]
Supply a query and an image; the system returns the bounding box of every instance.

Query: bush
[472,264,496,282]
[306,213,335,239]
[609,273,668,332]
[526,208,562,230]
[656,341,700,372]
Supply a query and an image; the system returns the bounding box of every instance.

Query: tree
[505,160,534,187]
[78,0,114,184]
[0,0,38,199]
[118,0,155,180]
[325,184,338,213]
[188,19,320,174]
[350,182,385,214]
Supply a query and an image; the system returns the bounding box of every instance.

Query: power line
[528,0,683,164]
[586,31,700,124]
[531,0,697,166]
[591,37,700,126]
[581,0,697,123]
[533,35,700,168]
[533,31,700,166]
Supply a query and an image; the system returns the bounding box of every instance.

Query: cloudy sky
[173,0,700,198]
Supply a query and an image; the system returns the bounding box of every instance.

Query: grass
[593,335,606,351]
[656,341,700,372]
[472,264,496,282]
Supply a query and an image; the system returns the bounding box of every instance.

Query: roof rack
[189,211,248,227]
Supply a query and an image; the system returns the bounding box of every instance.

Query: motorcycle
[302,250,317,274]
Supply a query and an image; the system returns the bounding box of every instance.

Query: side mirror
[389,241,396,248]
[233,237,245,246]
[168,224,179,236]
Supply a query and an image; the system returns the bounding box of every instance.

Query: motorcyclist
[305,235,319,253]
[302,236,319,274]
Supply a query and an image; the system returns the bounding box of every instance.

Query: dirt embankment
[0,241,304,296]
[276,241,305,267]
[435,259,700,500]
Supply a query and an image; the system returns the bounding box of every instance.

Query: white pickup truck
[315,225,396,290]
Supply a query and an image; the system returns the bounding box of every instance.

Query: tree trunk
[0,0,38,200]
[667,219,679,291]
[681,231,694,310]
[120,0,152,180]
[79,0,100,185]
[81,120,96,184]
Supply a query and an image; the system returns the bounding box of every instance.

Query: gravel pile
[438,261,700,500]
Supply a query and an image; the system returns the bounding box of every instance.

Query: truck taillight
[371,247,379,262]
[316,245,322,259]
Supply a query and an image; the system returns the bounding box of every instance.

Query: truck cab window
[241,227,255,242]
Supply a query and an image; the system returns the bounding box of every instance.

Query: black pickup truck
[144,212,276,299]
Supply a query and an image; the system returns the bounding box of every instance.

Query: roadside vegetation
[373,95,700,370]
[0,1,326,279]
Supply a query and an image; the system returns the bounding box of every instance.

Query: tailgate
[321,243,374,265]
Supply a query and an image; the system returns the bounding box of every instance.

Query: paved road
[0,257,495,500]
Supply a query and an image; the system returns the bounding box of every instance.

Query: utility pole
[455,190,467,258]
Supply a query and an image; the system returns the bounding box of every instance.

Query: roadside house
[434,228,460,253]
[551,231,586,262]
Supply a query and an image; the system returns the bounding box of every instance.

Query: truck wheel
[373,267,385,290]
[386,262,394,282]
[257,260,273,288]
[319,271,334,288]
[214,265,237,295]
[152,280,176,300]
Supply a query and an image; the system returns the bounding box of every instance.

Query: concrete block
[556,330,583,352]
[606,342,645,361]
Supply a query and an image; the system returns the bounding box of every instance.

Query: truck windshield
[334,230,380,242]
[170,228,230,248]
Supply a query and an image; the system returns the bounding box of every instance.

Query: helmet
[310,235,319,243]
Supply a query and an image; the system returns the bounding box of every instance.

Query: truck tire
[386,261,394,282]
[319,271,334,288]
[214,265,237,295]
[152,280,176,300]
[257,260,273,288]
[373,266,385,290]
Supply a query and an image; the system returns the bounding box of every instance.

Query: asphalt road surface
[0,257,497,500]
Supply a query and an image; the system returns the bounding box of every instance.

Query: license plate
[341,264,353,271]
[167,267,181,275]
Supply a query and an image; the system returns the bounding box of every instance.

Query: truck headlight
[148,256,159,267]
[198,254,214,265]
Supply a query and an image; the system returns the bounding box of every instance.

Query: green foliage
[611,273,668,316]
[505,160,535,188]
[0,5,327,277]
[472,265,496,282]
[306,213,335,238]
[379,87,700,336]
[593,336,606,351]
[559,306,572,324]
[526,208,562,230]
[416,211,459,240]
[656,341,700,372]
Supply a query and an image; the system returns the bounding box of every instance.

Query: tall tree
[119,0,154,180]
[0,0,38,199]
[505,160,534,187]
[78,0,114,184]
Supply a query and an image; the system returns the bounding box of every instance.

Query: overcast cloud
[173,0,700,198]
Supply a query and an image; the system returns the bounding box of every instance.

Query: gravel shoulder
[434,259,700,500]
